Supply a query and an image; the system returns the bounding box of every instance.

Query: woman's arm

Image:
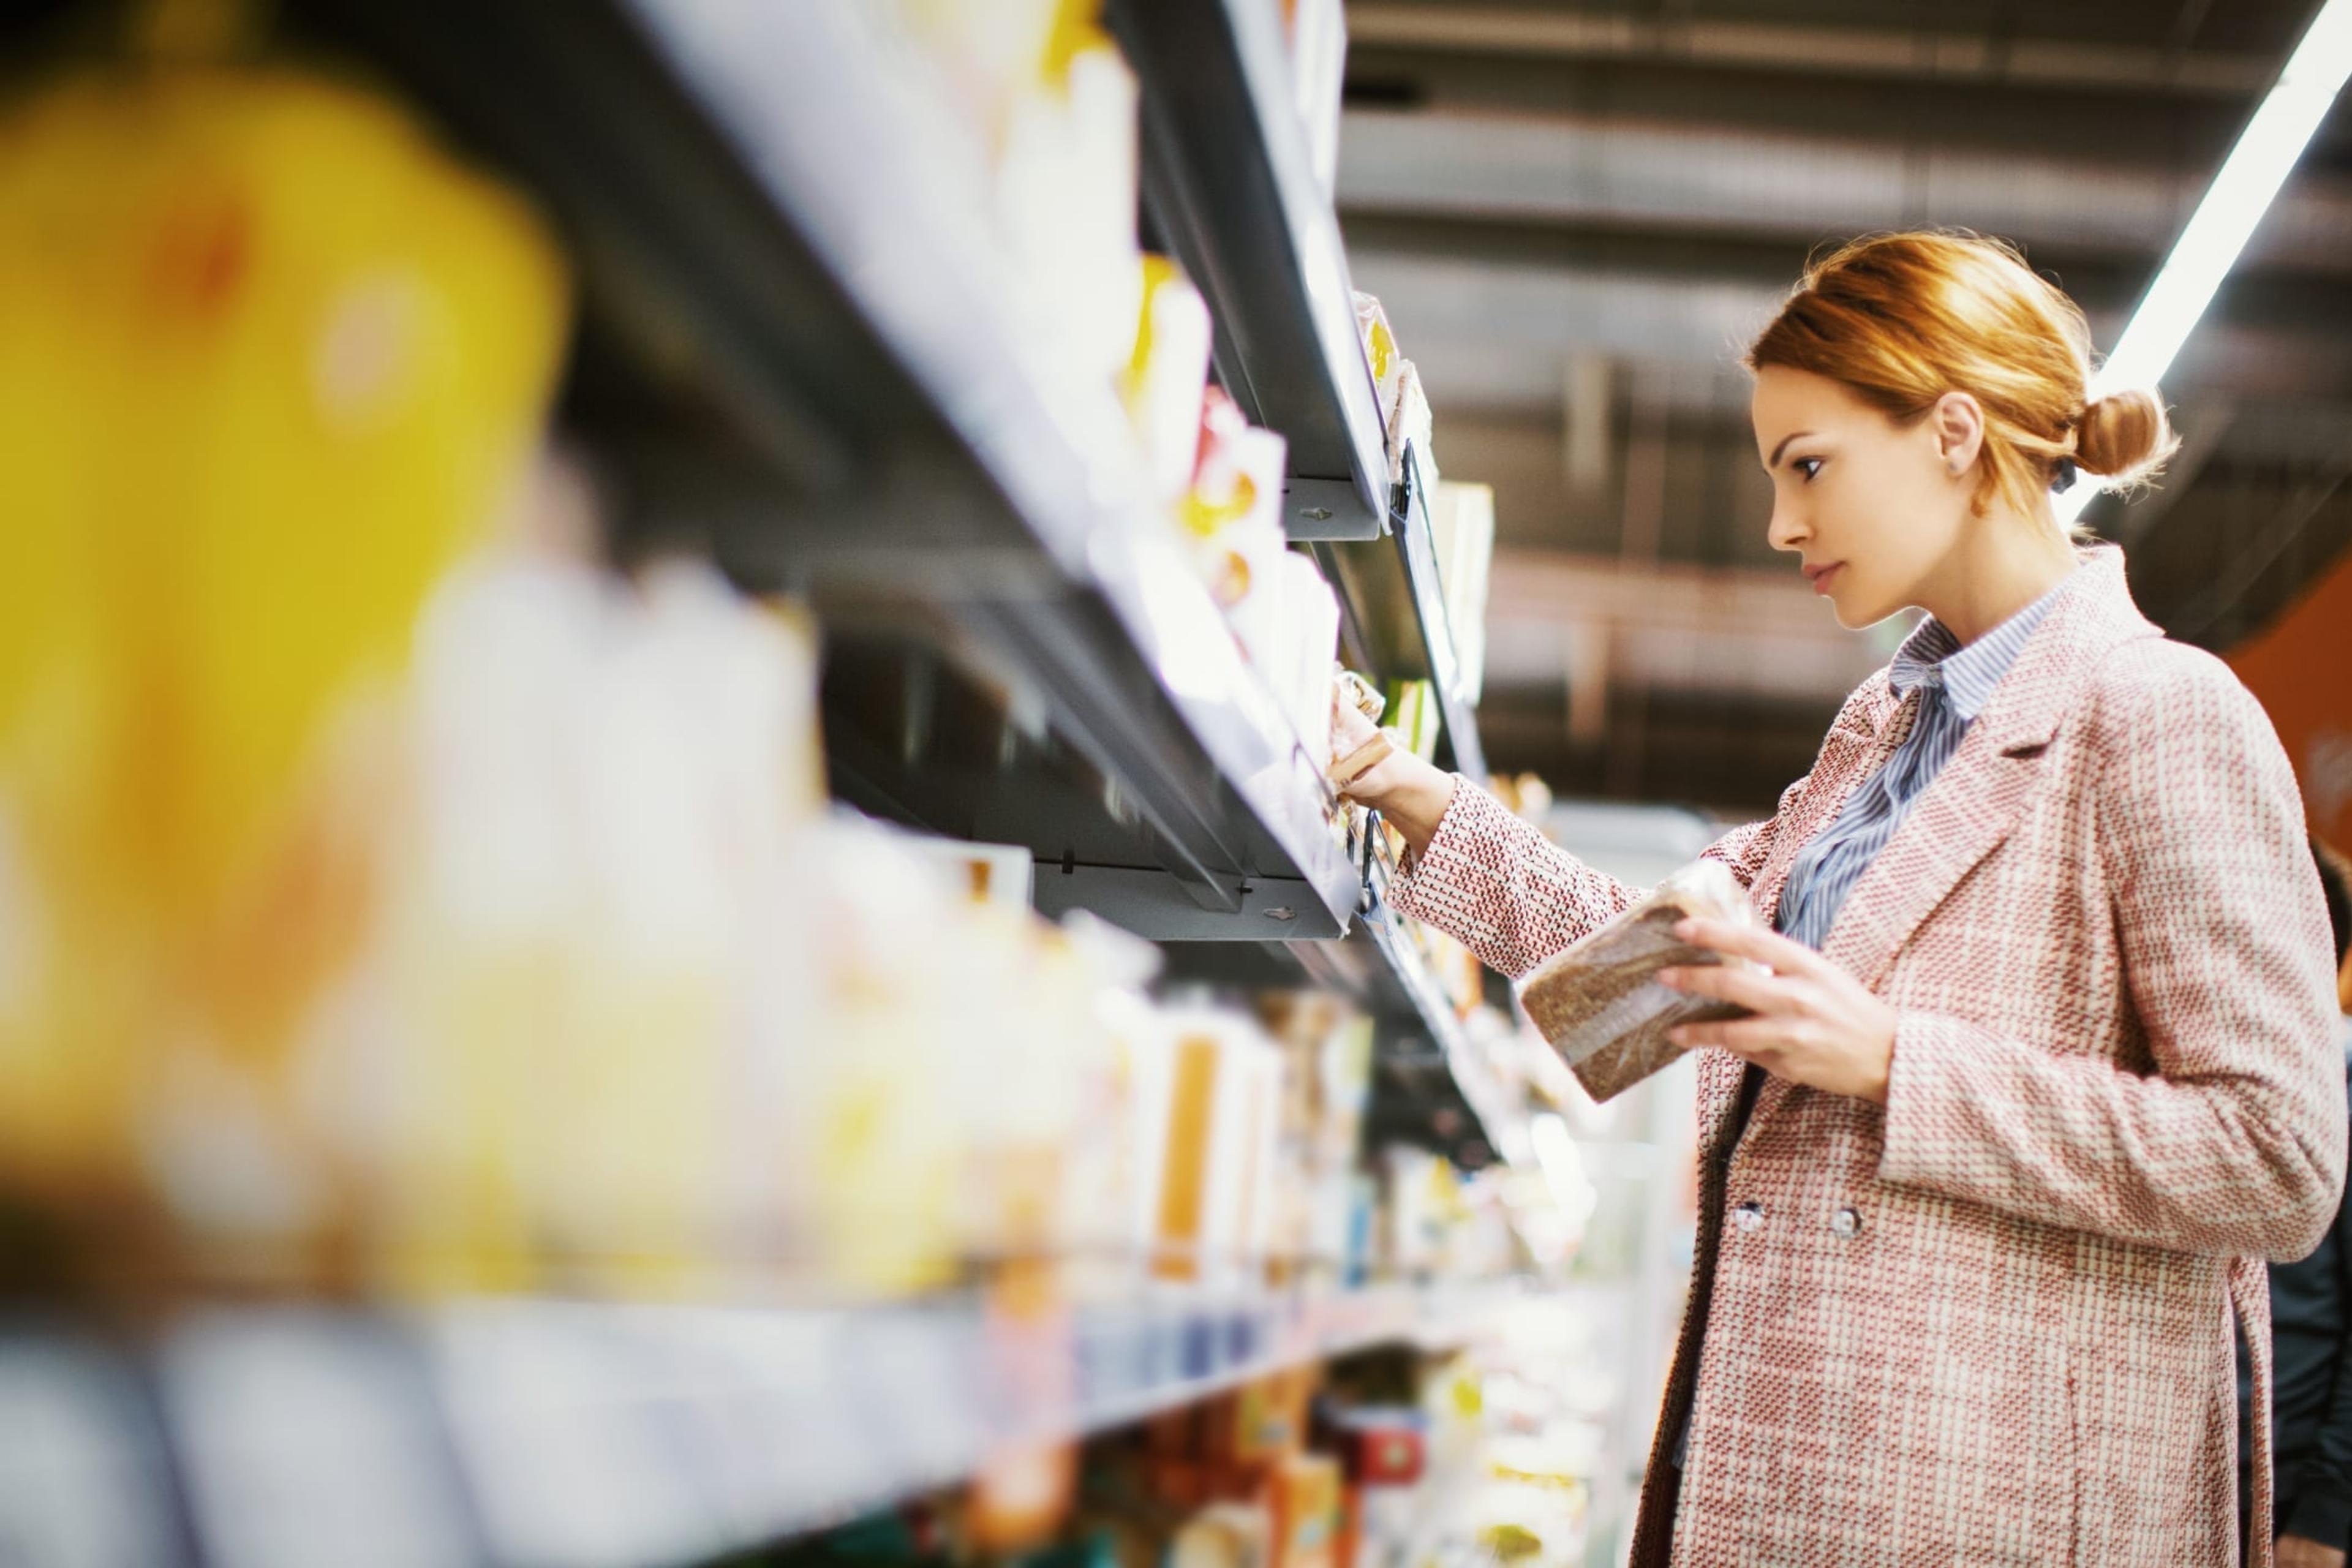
[1335,697,1798,978]
[1872,648,2347,1261]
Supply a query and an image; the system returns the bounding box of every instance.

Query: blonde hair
[1747,232,2179,521]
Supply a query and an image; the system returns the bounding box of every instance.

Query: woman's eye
[1794,458,1823,483]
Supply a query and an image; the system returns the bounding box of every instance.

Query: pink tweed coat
[1391,547,2346,1566]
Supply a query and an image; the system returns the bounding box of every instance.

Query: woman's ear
[1931,391,1986,478]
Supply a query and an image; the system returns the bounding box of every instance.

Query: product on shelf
[992,7,1145,393]
[1254,995,1374,1289]
[1349,292,1436,488]
[1268,554,1344,769]
[1282,0,1349,202]
[1125,256,1216,505]
[1516,860,1760,1102]
[1381,680,1441,763]
[1385,366,1436,492]
[1428,482,1494,706]
[1186,388,1294,629]
[1352,293,1404,420]
[0,60,570,1278]
[1150,1007,1282,1288]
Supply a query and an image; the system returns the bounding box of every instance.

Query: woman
[1336,233,2346,1566]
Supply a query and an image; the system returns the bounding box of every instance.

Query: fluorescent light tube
[2059,0,2352,529]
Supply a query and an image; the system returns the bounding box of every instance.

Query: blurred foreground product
[1125,256,1215,505]
[0,59,568,1279]
[1516,861,1759,1102]
[372,538,831,1297]
[891,0,1143,396]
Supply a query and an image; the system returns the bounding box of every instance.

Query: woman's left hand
[1657,918,1900,1104]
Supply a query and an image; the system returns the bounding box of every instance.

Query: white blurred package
[1268,552,1342,768]
[1184,388,1293,663]
[1123,257,1214,505]
[995,36,1144,391]
[1430,480,1494,704]
[1286,0,1348,198]
[1514,860,1759,1102]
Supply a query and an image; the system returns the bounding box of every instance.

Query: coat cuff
[1876,1011,1978,1190]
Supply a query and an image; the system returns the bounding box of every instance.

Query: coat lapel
[1698,680,1905,1159]
[1741,546,2158,1138]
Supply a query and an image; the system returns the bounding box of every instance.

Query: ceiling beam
[1344,4,2278,94]
[1336,108,2352,277]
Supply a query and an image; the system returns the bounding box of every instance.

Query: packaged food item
[995,19,1144,393]
[1382,680,1440,762]
[1387,368,1436,492]
[1429,481,1494,705]
[1266,1452,1344,1568]
[1352,293,1403,420]
[1284,0,1348,200]
[1268,554,1342,769]
[1515,861,1758,1102]
[0,61,568,1273]
[1124,256,1215,505]
[1150,1008,1280,1287]
[1169,1502,1272,1568]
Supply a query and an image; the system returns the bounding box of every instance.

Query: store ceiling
[1341,0,2352,812]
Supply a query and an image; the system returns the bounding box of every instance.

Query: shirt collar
[1888,573,2072,722]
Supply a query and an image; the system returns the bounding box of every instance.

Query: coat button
[1830,1207,1861,1238]
[1733,1201,1765,1233]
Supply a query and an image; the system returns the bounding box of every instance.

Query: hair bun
[2075,387,2177,484]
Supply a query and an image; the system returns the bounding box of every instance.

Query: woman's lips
[1806,562,1844,595]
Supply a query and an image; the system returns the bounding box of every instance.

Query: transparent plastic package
[1514,859,1760,1102]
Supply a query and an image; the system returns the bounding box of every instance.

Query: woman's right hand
[1330,682,1457,861]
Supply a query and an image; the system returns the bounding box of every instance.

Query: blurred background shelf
[1109,0,1390,544]
[0,1284,1520,1568]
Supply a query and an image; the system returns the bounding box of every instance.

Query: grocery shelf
[1108,0,1391,543]
[1360,892,1534,1174]
[0,1286,1516,1568]
[1315,443,1488,783]
[1393,446,1491,785]
[279,0,1357,941]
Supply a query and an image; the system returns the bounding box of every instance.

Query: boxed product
[1352,293,1403,420]
[1268,554,1343,770]
[1285,0,1348,200]
[1150,1008,1281,1287]
[0,60,570,1283]
[995,21,1145,393]
[1515,861,1759,1102]
[1428,481,1494,706]
[1385,363,1435,491]
[1123,257,1216,505]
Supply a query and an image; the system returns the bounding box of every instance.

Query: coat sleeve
[1878,647,2348,1261]
[1385,721,1838,978]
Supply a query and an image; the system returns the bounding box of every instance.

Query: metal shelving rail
[0,1284,1520,1568]
[284,0,1360,941]
[1108,0,1391,544]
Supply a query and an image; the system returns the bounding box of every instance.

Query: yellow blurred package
[0,64,569,1281]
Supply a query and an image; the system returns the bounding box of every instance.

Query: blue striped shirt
[1776,578,2070,951]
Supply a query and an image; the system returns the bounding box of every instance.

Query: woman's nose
[1767,499,1806,553]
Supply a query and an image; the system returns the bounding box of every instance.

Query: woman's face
[1751,365,1978,630]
